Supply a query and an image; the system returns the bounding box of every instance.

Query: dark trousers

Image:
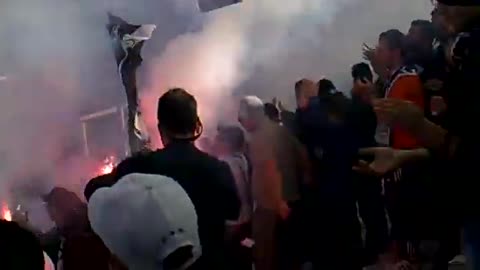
[384,163,460,266]
[310,195,363,270]
[465,220,480,270]
[355,173,389,264]
[225,223,252,270]
[278,201,307,270]
[252,203,307,270]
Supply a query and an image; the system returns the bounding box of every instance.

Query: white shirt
[221,153,252,225]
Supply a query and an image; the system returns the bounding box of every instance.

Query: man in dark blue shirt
[297,80,363,270]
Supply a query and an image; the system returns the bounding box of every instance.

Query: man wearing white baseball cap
[88,173,202,270]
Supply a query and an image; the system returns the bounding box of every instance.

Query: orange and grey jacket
[379,65,425,149]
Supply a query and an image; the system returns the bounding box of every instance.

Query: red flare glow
[98,156,115,176]
[2,204,12,221]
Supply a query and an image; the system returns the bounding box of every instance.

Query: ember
[2,204,11,221]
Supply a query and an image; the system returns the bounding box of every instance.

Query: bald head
[238,96,265,132]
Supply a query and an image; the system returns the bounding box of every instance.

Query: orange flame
[98,156,115,176]
[2,204,12,221]
[100,163,114,175]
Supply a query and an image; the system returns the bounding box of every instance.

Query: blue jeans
[465,221,480,270]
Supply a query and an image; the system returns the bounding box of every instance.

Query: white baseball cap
[88,173,201,270]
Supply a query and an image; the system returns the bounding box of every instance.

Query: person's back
[115,142,238,269]
[0,220,45,270]
[301,94,358,187]
[351,98,377,146]
[154,143,238,257]
[250,120,303,201]
[214,125,252,226]
[214,125,252,270]
[114,88,240,269]
[247,120,284,212]
[239,96,311,270]
[298,90,363,269]
[440,10,480,220]
[271,123,304,202]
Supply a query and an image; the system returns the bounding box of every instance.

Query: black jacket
[443,25,480,220]
[349,96,377,148]
[89,142,240,269]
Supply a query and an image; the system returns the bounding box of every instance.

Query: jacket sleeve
[389,75,425,149]
[249,134,283,212]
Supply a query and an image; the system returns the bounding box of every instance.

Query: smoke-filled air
[0,0,431,228]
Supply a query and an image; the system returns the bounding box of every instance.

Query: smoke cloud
[142,0,433,147]
[0,0,432,226]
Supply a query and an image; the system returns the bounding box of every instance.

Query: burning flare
[99,156,115,175]
[2,204,12,221]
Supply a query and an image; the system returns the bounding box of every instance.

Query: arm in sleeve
[389,75,426,149]
[249,135,283,212]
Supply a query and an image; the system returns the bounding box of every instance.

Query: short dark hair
[157,88,200,136]
[318,78,336,96]
[379,29,406,56]
[411,19,435,42]
[216,125,245,152]
[44,187,83,210]
[264,103,280,122]
[0,220,45,270]
[351,62,373,82]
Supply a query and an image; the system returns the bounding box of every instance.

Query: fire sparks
[100,163,114,175]
[98,156,115,175]
[2,204,12,221]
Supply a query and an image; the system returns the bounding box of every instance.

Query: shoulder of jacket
[390,67,421,85]
[452,28,480,68]
[398,65,421,76]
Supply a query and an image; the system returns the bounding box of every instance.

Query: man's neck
[163,138,194,148]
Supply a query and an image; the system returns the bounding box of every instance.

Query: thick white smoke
[0,0,432,226]
[0,0,122,228]
[142,0,433,147]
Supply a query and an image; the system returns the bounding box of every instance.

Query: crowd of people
[2,0,480,269]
